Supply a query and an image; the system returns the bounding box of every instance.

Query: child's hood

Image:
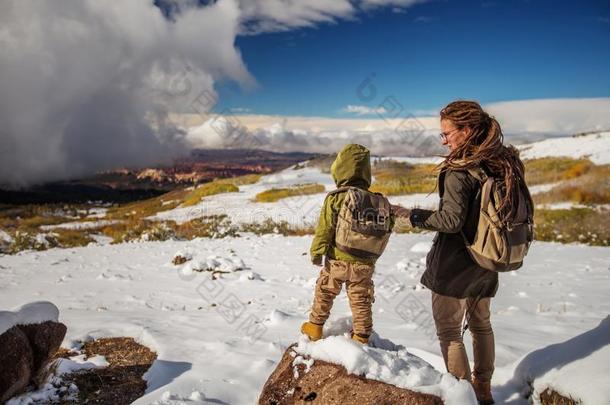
[330,144,371,189]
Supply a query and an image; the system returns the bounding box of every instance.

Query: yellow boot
[301,322,323,341]
[351,332,369,345]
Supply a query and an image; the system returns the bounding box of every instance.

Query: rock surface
[18,321,67,372]
[0,321,67,403]
[258,344,443,405]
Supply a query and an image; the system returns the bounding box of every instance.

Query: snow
[2,151,610,404]
[379,156,444,165]
[153,166,336,227]
[177,252,246,276]
[153,164,440,226]
[0,229,12,244]
[0,301,59,335]
[40,219,119,231]
[155,158,567,230]
[1,235,608,404]
[518,131,610,164]
[294,333,476,404]
[498,316,610,405]
[7,350,110,405]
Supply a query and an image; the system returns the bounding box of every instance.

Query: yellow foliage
[182,182,239,207]
[255,183,325,203]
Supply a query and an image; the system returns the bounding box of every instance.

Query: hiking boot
[301,322,323,341]
[472,378,494,405]
[351,332,369,344]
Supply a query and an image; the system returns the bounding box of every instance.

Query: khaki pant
[431,292,495,382]
[309,259,375,336]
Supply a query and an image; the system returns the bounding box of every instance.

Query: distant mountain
[0,149,318,205]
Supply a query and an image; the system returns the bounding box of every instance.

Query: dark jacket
[410,169,498,298]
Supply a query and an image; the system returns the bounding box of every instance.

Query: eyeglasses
[439,128,460,141]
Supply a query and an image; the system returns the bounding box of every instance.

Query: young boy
[301,144,401,344]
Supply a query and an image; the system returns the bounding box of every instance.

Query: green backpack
[463,167,535,272]
[331,187,393,260]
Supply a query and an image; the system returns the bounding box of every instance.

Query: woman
[408,100,527,405]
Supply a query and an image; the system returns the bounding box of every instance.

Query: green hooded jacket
[310,144,378,266]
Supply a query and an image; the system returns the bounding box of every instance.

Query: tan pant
[309,259,375,336]
[431,292,495,382]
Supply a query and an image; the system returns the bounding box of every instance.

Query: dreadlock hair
[439,100,525,222]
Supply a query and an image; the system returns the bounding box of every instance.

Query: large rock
[18,321,67,372]
[258,345,443,405]
[0,321,67,403]
[0,326,34,404]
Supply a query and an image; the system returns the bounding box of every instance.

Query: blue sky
[216,0,610,117]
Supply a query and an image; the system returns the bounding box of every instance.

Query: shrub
[53,229,95,248]
[534,208,610,246]
[240,218,314,236]
[9,231,59,253]
[176,215,239,239]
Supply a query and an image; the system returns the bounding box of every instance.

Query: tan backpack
[463,167,534,272]
[331,187,393,260]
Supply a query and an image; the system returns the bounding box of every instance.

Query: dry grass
[240,218,315,236]
[217,173,261,186]
[370,161,438,196]
[52,229,95,248]
[255,183,325,203]
[105,188,188,220]
[539,388,581,405]
[534,207,610,246]
[523,157,594,186]
[182,182,239,207]
[57,337,157,405]
[175,215,239,239]
[305,154,336,173]
[533,164,610,205]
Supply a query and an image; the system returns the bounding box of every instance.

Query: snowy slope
[153,165,440,227]
[518,131,610,164]
[1,234,609,404]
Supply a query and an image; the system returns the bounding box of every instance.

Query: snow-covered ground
[40,219,120,231]
[153,165,440,228]
[3,136,610,403]
[518,131,610,164]
[1,233,608,404]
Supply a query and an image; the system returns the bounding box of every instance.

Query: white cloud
[485,98,610,142]
[0,0,253,187]
[0,0,432,187]
[236,0,429,34]
[182,97,610,155]
[342,105,388,116]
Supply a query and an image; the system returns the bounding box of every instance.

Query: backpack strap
[466,166,489,183]
[466,166,494,214]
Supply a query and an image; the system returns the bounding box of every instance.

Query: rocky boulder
[0,326,34,403]
[258,344,443,405]
[0,302,67,403]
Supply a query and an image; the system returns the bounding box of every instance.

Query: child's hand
[390,204,411,218]
[312,255,323,267]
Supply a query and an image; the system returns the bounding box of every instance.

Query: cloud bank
[184,97,610,155]
[0,0,429,188]
[0,0,255,187]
